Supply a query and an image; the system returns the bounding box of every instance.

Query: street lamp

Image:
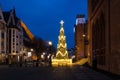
[41,54,44,59]
[31,48,34,52]
[83,34,87,57]
[43,52,46,55]
[48,41,52,46]
[48,41,52,54]
[48,41,52,65]
[82,34,86,37]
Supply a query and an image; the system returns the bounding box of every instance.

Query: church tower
[75,14,86,60]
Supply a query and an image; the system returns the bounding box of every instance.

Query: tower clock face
[76,18,85,25]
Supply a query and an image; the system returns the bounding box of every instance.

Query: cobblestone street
[0,65,118,80]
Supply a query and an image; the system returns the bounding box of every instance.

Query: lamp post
[48,41,52,65]
[83,34,86,57]
[48,41,52,54]
[28,48,33,62]
[31,48,33,52]
[48,41,52,46]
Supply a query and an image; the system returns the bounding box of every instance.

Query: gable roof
[3,12,10,23]
[3,8,19,25]
[0,7,6,23]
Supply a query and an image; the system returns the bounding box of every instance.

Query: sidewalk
[92,68,120,80]
[83,64,120,80]
[72,65,112,80]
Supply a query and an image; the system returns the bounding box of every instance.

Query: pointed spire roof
[0,6,6,23]
[3,12,10,23]
[3,8,19,26]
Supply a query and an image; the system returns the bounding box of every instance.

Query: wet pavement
[0,65,117,80]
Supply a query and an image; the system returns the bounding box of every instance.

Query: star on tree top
[60,20,64,26]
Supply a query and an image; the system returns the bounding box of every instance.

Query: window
[1,33,4,39]
[13,51,15,53]
[13,35,15,37]
[13,38,15,42]
[9,30,11,53]
[0,16,2,19]
[1,42,4,49]
[16,51,18,53]
[16,43,18,45]
[16,36,18,38]
[13,30,15,34]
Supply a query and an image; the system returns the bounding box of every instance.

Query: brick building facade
[88,0,120,75]
[75,15,87,60]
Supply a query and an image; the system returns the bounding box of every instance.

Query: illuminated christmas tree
[56,20,68,59]
[52,20,72,66]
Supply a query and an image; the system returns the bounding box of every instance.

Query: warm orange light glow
[32,55,37,61]
[82,34,86,37]
[51,20,72,67]
[52,59,72,66]
[73,58,88,66]
[20,20,34,41]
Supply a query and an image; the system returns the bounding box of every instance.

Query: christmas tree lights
[52,20,72,66]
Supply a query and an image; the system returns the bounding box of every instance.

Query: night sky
[0,0,87,49]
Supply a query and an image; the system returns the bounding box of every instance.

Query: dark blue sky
[0,0,87,49]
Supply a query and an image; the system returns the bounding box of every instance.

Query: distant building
[0,6,34,63]
[74,14,87,60]
[2,9,24,62]
[88,0,120,75]
[20,20,35,61]
[0,7,7,63]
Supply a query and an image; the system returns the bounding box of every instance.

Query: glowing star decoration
[60,20,64,26]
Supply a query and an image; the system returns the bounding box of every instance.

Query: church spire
[0,6,5,23]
